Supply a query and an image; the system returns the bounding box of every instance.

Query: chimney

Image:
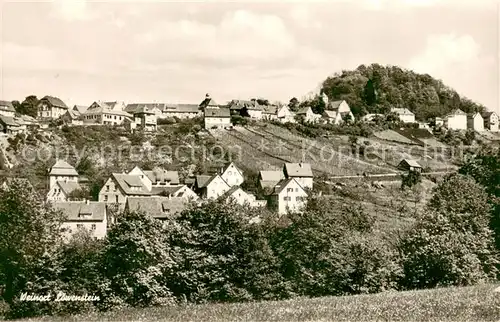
[85,199,89,205]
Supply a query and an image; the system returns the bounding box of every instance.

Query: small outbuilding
[398,159,422,173]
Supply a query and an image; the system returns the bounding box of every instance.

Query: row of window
[104,195,119,203]
[286,188,300,193]
[283,196,305,201]
[76,223,97,230]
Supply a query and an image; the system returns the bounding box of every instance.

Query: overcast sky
[0,0,498,111]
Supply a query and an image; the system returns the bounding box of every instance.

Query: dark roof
[284,163,313,178]
[164,104,200,113]
[56,181,81,195]
[296,106,311,115]
[40,96,68,109]
[126,196,187,219]
[328,100,345,110]
[399,159,422,169]
[263,105,278,115]
[112,173,151,196]
[204,108,230,118]
[0,115,20,127]
[271,178,306,195]
[151,185,183,196]
[66,109,81,120]
[53,201,106,222]
[481,111,497,118]
[143,168,180,185]
[196,175,213,188]
[0,100,15,112]
[200,97,220,108]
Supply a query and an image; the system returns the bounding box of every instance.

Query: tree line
[0,148,500,319]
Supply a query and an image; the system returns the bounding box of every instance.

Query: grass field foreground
[20,284,500,322]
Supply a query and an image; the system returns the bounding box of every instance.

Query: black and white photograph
[0,0,499,321]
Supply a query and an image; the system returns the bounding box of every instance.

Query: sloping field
[373,130,418,145]
[22,284,500,322]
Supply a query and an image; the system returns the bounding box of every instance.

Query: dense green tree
[17,95,39,118]
[0,179,65,306]
[399,174,499,289]
[363,79,377,106]
[288,97,300,112]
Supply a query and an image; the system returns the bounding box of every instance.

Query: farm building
[467,113,484,131]
[398,159,422,173]
[482,111,499,132]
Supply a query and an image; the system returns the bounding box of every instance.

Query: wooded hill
[320,63,486,121]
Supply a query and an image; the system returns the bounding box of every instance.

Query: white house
[46,180,82,202]
[0,100,16,117]
[83,101,132,126]
[54,201,107,240]
[48,159,79,190]
[194,174,231,199]
[482,111,499,132]
[262,105,278,121]
[467,113,484,132]
[296,106,321,123]
[37,96,68,120]
[245,102,263,119]
[391,108,415,123]
[98,173,151,209]
[276,105,296,123]
[268,178,308,215]
[204,108,231,129]
[220,186,266,207]
[61,109,83,126]
[444,109,467,130]
[323,100,355,125]
[151,184,199,201]
[220,162,245,187]
[133,106,157,132]
[283,163,313,190]
[162,104,202,119]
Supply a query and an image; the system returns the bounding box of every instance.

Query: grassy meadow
[20,284,500,322]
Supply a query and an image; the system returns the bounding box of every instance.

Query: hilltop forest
[315,63,486,121]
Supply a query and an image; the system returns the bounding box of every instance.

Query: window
[91,224,96,230]
[295,188,298,192]
[106,185,110,192]
[287,188,293,192]
[104,195,108,202]
[76,224,83,229]
[114,116,117,120]
[296,196,303,201]
[283,196,291,201]
[115,195,119,203]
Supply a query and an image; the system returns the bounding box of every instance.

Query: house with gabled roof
[133,106,157,132]
[219,186,266,207]
[61,109,83,126]
[83,101,133,126]
[0,116,23,135]
[398,159,422,173]
[151,184,199,201]
[268,178,308,215]
[98,173,151,208]
[296,106,321,123]
[391,108,415,123]
[258,170,285,190]
[276,105,296,123]
[46,180,82,202]
[125,196,188,221]
[48,159,79,190]
[204,107,231,129]
[128,166,181,190]
[467,112,484,132]
[262,105,278,121]
[0,100,16,117]
[482,111,499,132]
[38,95,68,120]
[220,162,244,187]
[322,100,355,125]
[194,174,231,199]
[444,109,467,130]
[72,105,88,115]
[283,163,313,189]
[54,200,107,239]
[162,104,201,119]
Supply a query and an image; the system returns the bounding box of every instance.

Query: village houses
[162,104,202,119]
[37,96,68,120]
[98,173,152,209]
[482,111,499,132]
[322,99,355,125]
[258,170,285,190]
[54,201,107,240]
[125,196,188,222]
[268,178,308,215]
[467,112,484,132]
[391,108,415,123]
[0,116,24,135]
[47,180,82,202]
[83,101,133,126]
[133,106,157,132]
[61,109,84,126]
[220,186,266,208]
[220,162,245,187]
[193,174,231,199]
[296,106,321,123]
[283,163,313,190]
[48,159,79,190]
[0,100,16,117]
[443,109,467,130]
